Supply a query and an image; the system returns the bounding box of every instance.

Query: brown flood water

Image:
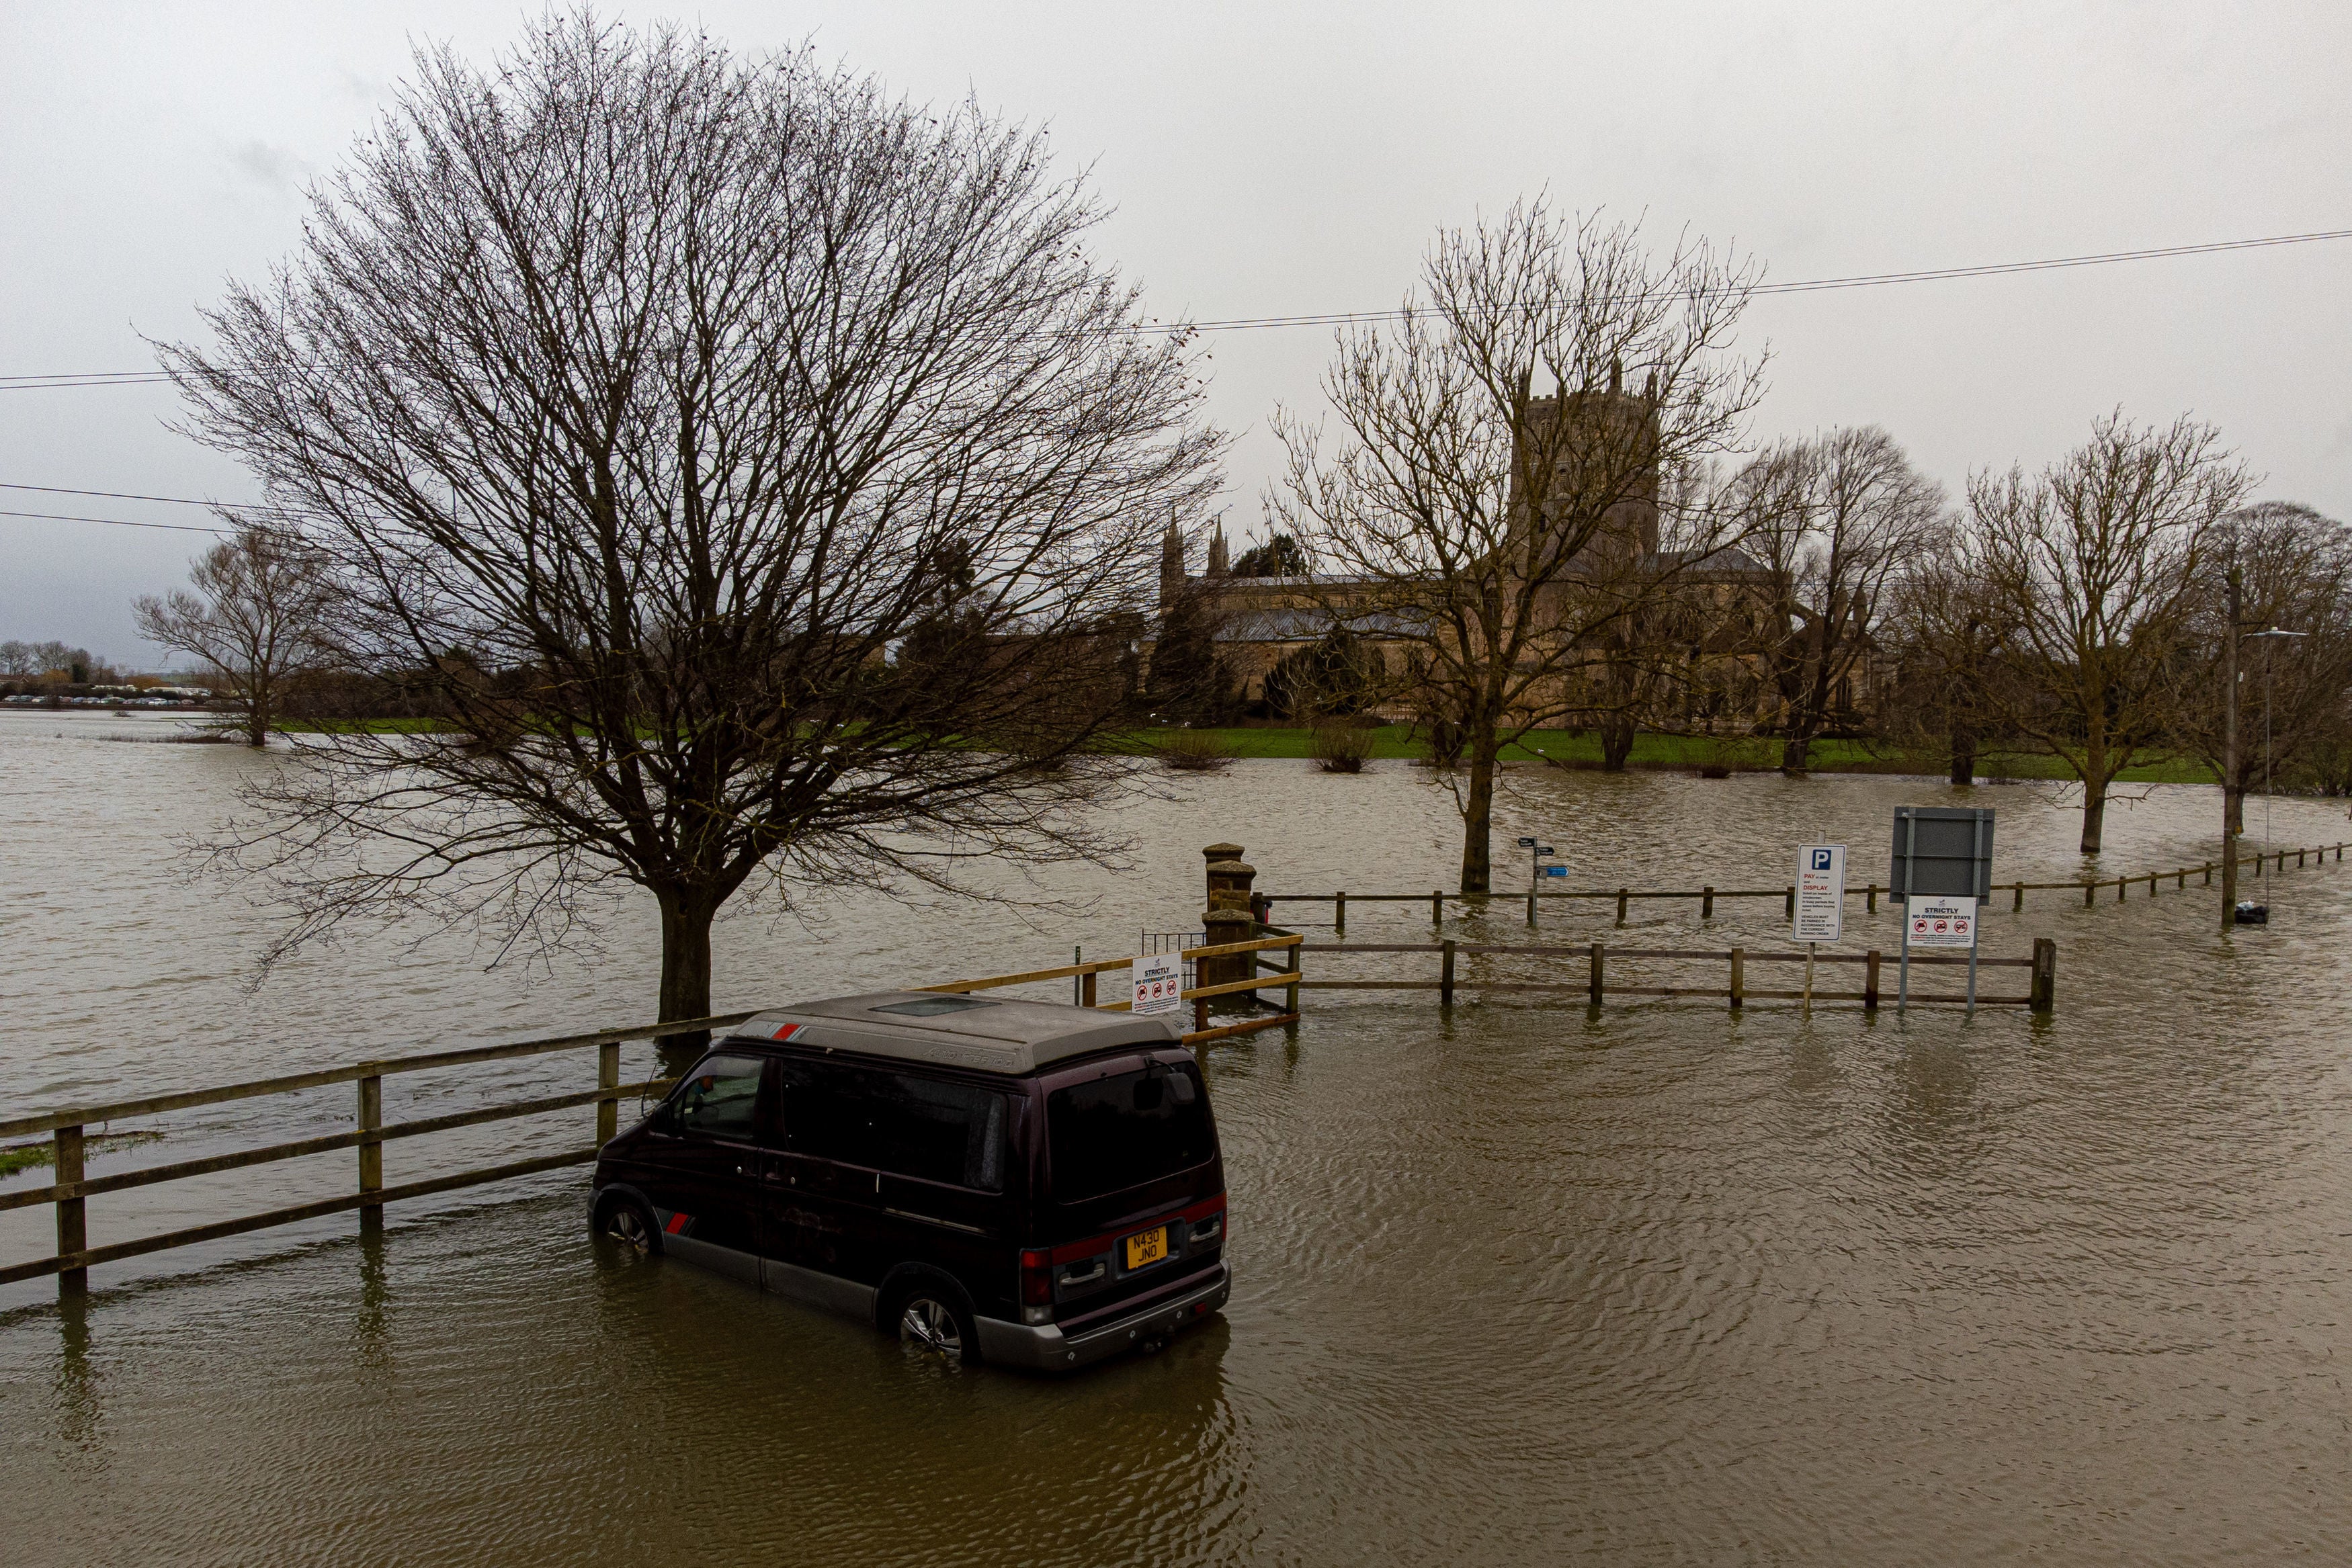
[5,711,2352,1563]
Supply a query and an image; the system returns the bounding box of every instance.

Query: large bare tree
[2171,503,2352,834]
[1882,528,2011,785]
[1736,426,1946,774]
[1269,201,1765,891]
[1972,411,2249,854]
[160,15,1220,1035]
[133,521,337,746]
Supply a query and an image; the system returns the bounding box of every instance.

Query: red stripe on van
[1047,1193,1225,1265]
[665,1212,691,1235]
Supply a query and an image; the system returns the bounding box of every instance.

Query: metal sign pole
[1896,812,1918,1016]
[1965,813,1984,1019]
[1804,941,1815,1016]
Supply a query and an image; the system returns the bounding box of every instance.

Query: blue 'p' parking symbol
[1812,848,1833,871]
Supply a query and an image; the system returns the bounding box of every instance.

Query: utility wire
[0,507,228,534]
[3,226,2347,388]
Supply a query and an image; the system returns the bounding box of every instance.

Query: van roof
[720,991,1185,1076]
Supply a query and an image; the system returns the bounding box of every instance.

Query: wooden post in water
[1431,889,1443,927]
[1284,941,1301,1016]
[1081,969,1098,1008]
[1617,887,1630,923]
[596,1041,619,1145]
[1866,883,1876,913]
[1527,888,1538,928]
[1588,942,1605,1005]
[2029,937,2058,1013]
[1439,939,1456,1005]
[1783,885,1796,919]
[2083,883,2095,908]
[1335,891,1347,936]
[1728,948,1745,1011]
[358,1071,384,1234]
[2013,882,2024,912]
[54,1124,85,1297]
[1864,950,1882,1010]
[1702,885,1714,919]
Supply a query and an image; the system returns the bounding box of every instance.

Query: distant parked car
[591,991,1230,1372]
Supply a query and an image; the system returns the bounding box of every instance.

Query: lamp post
[2222,566,2241,929]
[2246,627,2308,894]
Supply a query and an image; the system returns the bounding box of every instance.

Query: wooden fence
[0,932,1304,1299]
[1298,937,2056,1012]
[1260,842,2349,931]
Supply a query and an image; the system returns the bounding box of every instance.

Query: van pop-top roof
[722,991,1185,1076]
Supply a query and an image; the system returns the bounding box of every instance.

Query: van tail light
[1185,1194,1228,1247]
[1019,1250,1054,1325]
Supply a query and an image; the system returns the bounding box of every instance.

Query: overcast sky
[3,1,2346,666]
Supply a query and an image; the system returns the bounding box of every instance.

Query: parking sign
[1794,844,1846,943]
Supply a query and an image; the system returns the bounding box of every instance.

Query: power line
[3,225,2346,388]
[0,481,300,515]
[0,507,228,535]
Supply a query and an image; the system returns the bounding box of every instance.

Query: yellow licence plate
[1124,1226,1169,1270]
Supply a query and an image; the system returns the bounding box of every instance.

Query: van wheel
[889,1283,978,1365]
[594,1192,660,1255]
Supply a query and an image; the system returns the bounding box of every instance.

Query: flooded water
[7,709,2352,1563]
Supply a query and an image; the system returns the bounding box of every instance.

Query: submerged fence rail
[1259,842,2349,929]
[1298,939,2056,1012]
[0,933,1310,1299]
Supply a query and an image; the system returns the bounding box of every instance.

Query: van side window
[671,1053,764,1141]
[777,1061,1007,1192]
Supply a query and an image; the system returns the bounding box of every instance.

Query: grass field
[1124,726,2221,784]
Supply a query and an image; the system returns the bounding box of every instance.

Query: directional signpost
[1793,843,1846,1014]
[1519,837,1558,923]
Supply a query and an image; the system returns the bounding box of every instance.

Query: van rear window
[1047,1065,1214,1202]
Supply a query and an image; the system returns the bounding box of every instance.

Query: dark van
[589,991,1230,1371]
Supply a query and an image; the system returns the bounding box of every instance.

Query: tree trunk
[1599,715,1636,772]
[1457,734,1498,894]
[244,674,271,747]
[1781,733,1810,775]
[1948,720,1975,786]
[657,888,718,1069]
[2078,779,2108,855]
[2225,779,2244,836]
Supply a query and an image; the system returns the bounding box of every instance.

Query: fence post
[1702,885,1714,919]
[1439,939,1456,1006]
[1081,969,1098,1008]
[2116,877,2126,902]
[2083,883,2095,908]
[1432,889,1443,927]
[1783,885,1795,919]
[1194,997,1210,1034]
[358,1071,384,1234]
[1728,948,1744,1011]
[1864,950,1881,1010]
[1527,889,1538,928]
[55,1124,86,1297]
[1285,940,1301,1016]
[2013,882,2023,912]
[1589,942,1605,1006]
[1335,891,1347,937]
[1865,883,1876,914]
[2030,937,2058,1014]
[2203,862,2213,885]
[1617,887,1630,923]
[2175,868,2185,889]
[597,1040,620,1145]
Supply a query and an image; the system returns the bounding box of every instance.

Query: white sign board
[1793,844,1846,943]
[1904,895,1976,949]
[1132,952,1183,1016]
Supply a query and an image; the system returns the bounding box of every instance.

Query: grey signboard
[1889,806,1995,904]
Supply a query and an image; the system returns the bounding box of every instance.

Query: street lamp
[2245,627,2308,908]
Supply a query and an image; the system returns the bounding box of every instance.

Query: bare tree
[1737,427,1946,774]
[159,15,1220,1037]
[2171,503,2352,832]
[1973,411,2250,854]
[1882,529,2009,785]
[133,521,335,746]
[1270,200,1764,891]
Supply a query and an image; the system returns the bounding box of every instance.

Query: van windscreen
[1046,1065,1214,1202]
